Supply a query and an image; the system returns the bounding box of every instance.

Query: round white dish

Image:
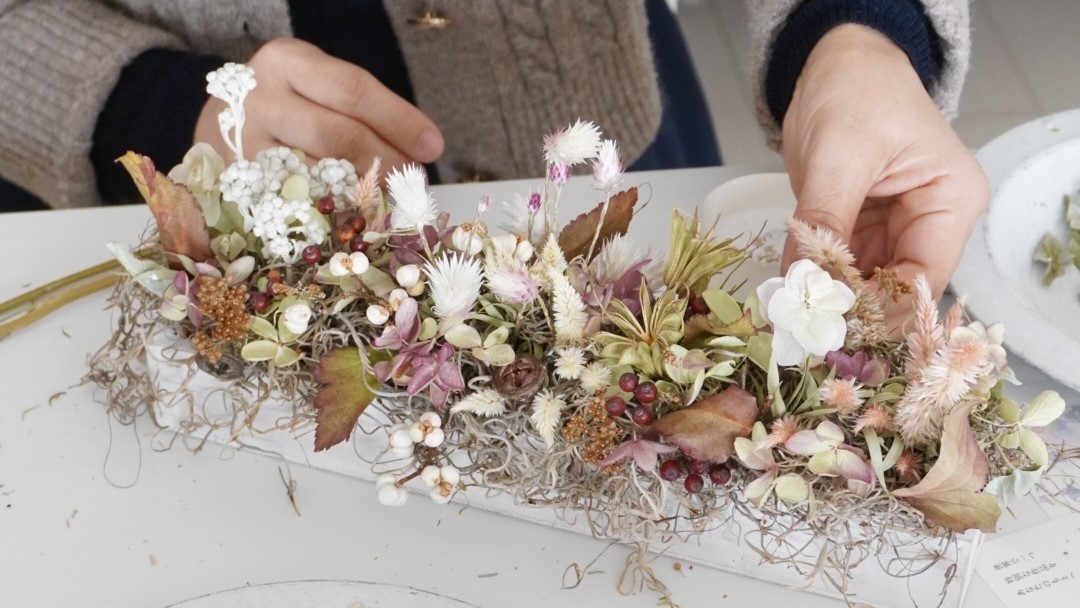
[698,172,795,299]
[164,580,481,608]
[952,109,1080,393]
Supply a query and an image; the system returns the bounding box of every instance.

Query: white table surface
[1,166,1075,608]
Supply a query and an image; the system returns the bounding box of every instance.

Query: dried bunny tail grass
[788,219,889,348]
[904,275,945,382]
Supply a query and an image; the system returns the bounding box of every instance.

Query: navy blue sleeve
[91,48,225,204]
[764,0,943,127]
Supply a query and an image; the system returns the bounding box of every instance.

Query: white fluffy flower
[591,139,623,192]
[387,164,437,231]
[756,259,856,366]
[282,302,312,334]
[579,362,612,393]
[310,157,358,205]
[530,390,568,449]
[485,267,539,304]
[554,346,587,380]
[425,254,484,320]
[328,251,369,277]
[543,119,602,166]
[591,234,646,284]
[500,192,550,246]
[450,388,509,417]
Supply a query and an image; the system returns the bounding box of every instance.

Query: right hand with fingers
[194,37,444,171]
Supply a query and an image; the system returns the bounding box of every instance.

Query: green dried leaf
[241,340,280,362]
[985,467,1045,506]
[1017,428,1049,466]
[557,187,637,261]
[273,346,301,367]
[652,386,758,463]
[1019,390,1065,427]
[249,316,278,341]
[312,347,385,452]
[701,288,742,325]
[1034,232,1068,286]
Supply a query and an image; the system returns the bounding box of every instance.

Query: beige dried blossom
[853,403,894,434]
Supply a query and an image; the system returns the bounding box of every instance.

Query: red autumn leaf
[651,386,759,463]
[557,187,637,261]
[892,403,1002,533]
[117,151,213,264]
[312,347,384,452]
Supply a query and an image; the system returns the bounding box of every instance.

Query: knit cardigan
[0,0,970,209]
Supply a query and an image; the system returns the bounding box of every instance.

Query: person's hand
[194,37,444,170]
[780,24,989,325]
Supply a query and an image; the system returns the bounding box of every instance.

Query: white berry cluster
[310,158,359,209]
[387,411,445,457]
[374,464,461,507]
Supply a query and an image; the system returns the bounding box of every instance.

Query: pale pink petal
[744,469,778,507]
[807,450,839,476]
[785,430,831,456]
[835,449,873,483]
[735,437,775,470]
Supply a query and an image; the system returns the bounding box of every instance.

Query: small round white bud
[367,304,391,326]
[395,264,421,288]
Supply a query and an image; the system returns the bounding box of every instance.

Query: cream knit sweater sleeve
[0,0,183,208]
[746,0,971,147]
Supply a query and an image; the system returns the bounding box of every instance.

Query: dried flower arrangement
[86,63,1073,605]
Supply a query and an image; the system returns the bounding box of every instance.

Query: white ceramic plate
[698,173,796,299]
[952,109,1080,393]
[165,580,481,608]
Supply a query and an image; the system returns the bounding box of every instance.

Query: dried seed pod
[492,353,547,404]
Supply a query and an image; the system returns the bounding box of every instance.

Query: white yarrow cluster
[256,146,309,193]
[219,159,266,213]
[206,63,256,159]
[248,194,326,263]
[387,164,437,231]
[310,158,359,206]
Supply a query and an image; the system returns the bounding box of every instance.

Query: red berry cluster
[659,458,731,494]
[605,372,659,426]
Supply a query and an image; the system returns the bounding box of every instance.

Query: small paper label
[976,513,1080,606]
